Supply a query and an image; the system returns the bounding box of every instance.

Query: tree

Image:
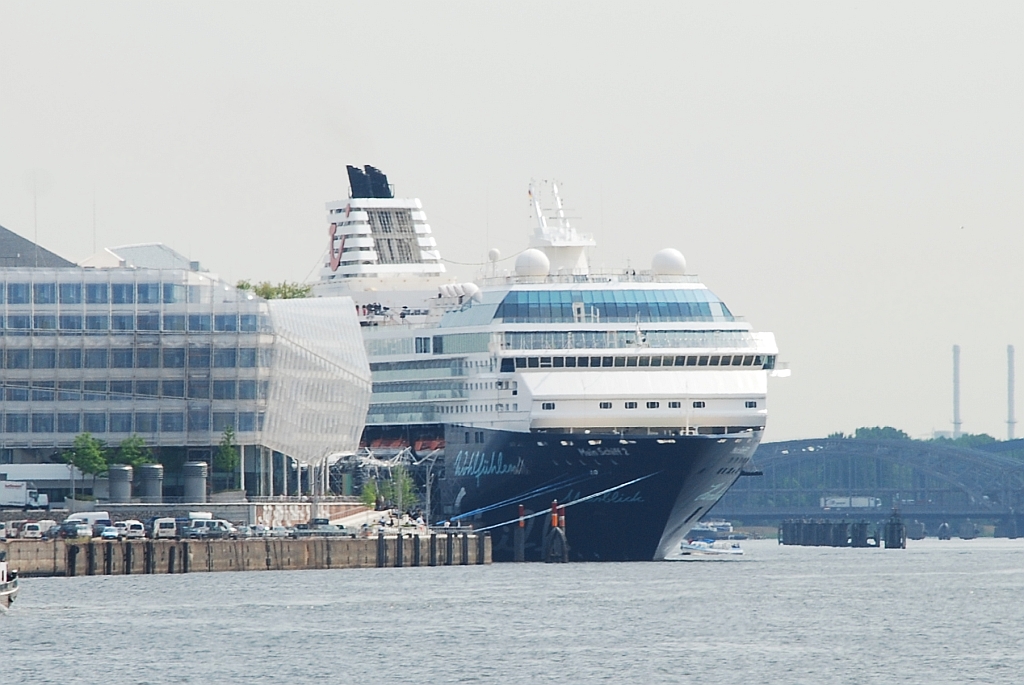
[827,431,847,439]
[236,280,311,300]
[931,432,998,448]
[115,435,153,469]
[853,426,910,440]
[61,433,108,497]
[214,427,239,490]
[360,467,419,512]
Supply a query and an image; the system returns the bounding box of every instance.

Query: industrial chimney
[953,345,962,439]
[1009,345,1016,441]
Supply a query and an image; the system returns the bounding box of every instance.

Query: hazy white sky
[2,2,1023,442]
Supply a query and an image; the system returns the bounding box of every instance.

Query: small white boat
[680,539,745,556]
[0,551,19,609]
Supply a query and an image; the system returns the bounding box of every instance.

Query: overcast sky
[2,2,1023,442]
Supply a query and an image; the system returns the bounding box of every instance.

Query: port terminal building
[0,223,371,503]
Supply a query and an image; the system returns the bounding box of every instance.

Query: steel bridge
[712,438,1024,531]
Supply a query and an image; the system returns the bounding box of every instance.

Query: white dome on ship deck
[515,248,550,277]
[652,248,687,275]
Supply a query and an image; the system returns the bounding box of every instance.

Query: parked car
[100,526,120,540]
[186,519,238,540]
[151,517,179,539]
[268,526,291,538]
[113,521,129,537]
[123,520,146,539]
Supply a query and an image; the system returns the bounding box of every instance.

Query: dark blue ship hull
[436,425,763,561]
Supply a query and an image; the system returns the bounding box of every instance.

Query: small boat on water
[0,551,19,609]
[679,539,745,556]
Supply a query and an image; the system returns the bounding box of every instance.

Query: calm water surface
[4,538,1024,684]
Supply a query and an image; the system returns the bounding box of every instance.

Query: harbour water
[4,538,1024,684]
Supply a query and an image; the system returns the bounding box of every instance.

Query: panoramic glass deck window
[493,289,733,323]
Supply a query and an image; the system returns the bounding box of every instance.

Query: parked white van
[152,517,179,539]
[64,512,112,527]
[124,520,146,539]
[22,519,58,539]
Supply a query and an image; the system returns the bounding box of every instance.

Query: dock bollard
[461,532,469,565]
[376,532,386,568]
[86,542,96,576]
[476,533,486,565]
[429,533,437,566]
[168,546,176,574]
[445,533,454,566]
[67,544,78,577]
[181,542,190,573]
[396,533,404,568]
[412,535,421,567]
[124,542,133,575]
[514,504,525,562]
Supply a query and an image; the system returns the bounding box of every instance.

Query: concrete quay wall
[1,533,491,577]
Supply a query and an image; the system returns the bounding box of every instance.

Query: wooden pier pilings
[0,533,491,578]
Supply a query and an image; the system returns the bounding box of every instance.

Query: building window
[163,315,186,332]
[214,314,237,332]
[136,349,160,368]
[85,283,108,304]
[5,414,28,432]
[668,401,681,409]
[7,283,29,304]
[188,408,210,431]
[137,314,160,331]
[109,413,132,433]
[745,401,757,408]
[110,314,133,331]
[163,348,185,368]
[58,413,81,433]
[58,349,82,369]
[4,383,26,401]
[58,381,81,401]
[239,314,258,332]
[33,283,56,304]
[135,412,158,433]
[213,348,237,368]
[34,315,56,330]
[647,401,660,409]
[32,383,54,401]
[59,283,82,304]
[599,402,612,409]
[213,380,236,400]
[109,381,132,400]
[237,380,257,400]
[110,349,134,368]
[135,380,158,397]
[111,283,134,304]
[83,381,107,401]
[625,401,638,409]
[693,401,706,408]
[8,315,30,329]
[59,315,83,330]
[188,347,211,368]
[32,349,56,368]
[161,412,184,432]
[137,283,160,304]
[238,348,257,368]
[163,283,184,304]
[213,412,236,431]
[238,412,256,432]
[188,314,211,332]
[6,349,29,369]
[187,380,210,399]
[84,413,106,433]
[84,349,108,369]
[86,315,108,330]
[541,402,555,410]
[31,413,54,433]
[161,380,184,398]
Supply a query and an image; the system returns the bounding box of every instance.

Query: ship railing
[477,270,702,286]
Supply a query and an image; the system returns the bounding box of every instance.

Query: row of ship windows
[0,313,261,333]
[542,401,759,410]
[0,410,261,434]
[0,347,265,369]
[0,379,265,401]
[501,354,775,371]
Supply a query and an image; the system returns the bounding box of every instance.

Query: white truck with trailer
[0,481,49,510]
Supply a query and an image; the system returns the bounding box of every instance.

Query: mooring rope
[471,472,661,533]
[438,473,593,526]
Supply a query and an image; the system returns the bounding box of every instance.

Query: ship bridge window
[647,401,660,409]
[625,401,638,409]
[541,402,555,410]
[501,358,515,372]
[693,401,706,408]
[602,356,612,367]
[746,401,757,408]
[613,357,625,367]
[639,357,650,367]
[742,355,754,365]
[577,357,589,367]
[540,357,552,368]
[650,356,662,367]
[599,402,612,409]
[553,357,564,368]
[565,356,576,368]
[626,357,638,367]
[709,356,721,366]
[697,356,709,366]
[528,357,539,368]
[669,401,681,408]
[764,355,776,370]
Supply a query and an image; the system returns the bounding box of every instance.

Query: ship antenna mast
[529,181,548,237]
[552,180,571,233]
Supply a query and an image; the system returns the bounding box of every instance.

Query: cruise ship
[314,165,781,561]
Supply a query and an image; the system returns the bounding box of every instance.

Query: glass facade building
[0,257,371,472]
